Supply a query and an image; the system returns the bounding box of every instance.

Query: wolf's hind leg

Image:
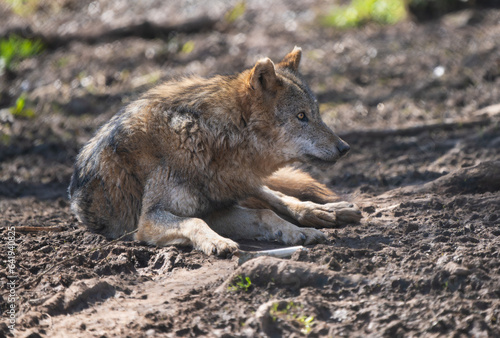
[264,167,340,204]
[205,206,326,245]
[136,209,239,256]
[252,186,362,228]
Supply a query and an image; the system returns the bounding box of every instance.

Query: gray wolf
[68,47,362,256]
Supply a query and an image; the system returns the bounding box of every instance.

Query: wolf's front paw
[296,201,362,228]
[277,227,327,245]
[333,203,363,224]
[199,237,239,258]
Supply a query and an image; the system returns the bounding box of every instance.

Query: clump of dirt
[1,1,499,337]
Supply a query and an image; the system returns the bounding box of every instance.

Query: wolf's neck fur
[147,75,287,180]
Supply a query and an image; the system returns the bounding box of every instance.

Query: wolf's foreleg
[136,208,239,256]
[254,186,362,228]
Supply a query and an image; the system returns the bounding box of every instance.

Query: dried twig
[17,226,64,233]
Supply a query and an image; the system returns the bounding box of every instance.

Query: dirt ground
[1,1,499,337]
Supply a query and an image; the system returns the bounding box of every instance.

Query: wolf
[68,47,362,256]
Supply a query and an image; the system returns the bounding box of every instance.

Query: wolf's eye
[297,112,308,122]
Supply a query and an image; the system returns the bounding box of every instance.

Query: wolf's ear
[249,58,278,92]
[277,46,302,72]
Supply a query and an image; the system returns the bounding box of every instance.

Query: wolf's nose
[336,141,350,157]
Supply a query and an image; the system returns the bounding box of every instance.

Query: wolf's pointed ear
[277,46,302,72]
[249,58,278,92]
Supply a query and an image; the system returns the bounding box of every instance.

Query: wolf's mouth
[305,155,338,167]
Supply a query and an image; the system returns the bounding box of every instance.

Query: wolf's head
[242,47,350,168]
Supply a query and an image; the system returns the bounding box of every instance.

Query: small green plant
[228,275,252,292]
[225,1,246,23]
[297,315,315,335]
[6,0,40,17]
[10,93,35,119]
[321,0,407,28]
[270,301,315,334]
[180,40,195,54]
[0,35,44,73]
